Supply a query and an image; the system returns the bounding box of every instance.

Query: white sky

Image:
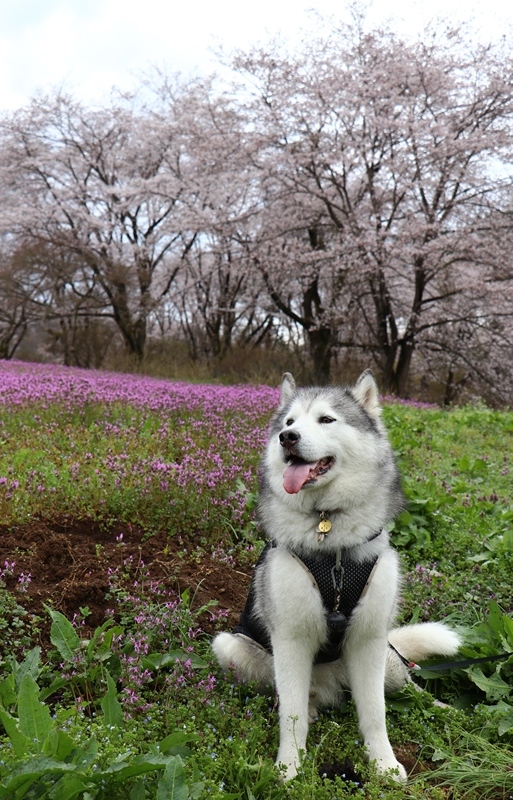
[1,0,512,111]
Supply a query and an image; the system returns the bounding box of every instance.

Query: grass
[0,360,512,799]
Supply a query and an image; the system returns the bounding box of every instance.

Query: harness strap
[233,538,382,664]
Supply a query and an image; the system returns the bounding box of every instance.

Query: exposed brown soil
[1,520,488,793]
[0,517,252,652]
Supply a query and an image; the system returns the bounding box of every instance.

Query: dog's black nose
[279,429,300,448]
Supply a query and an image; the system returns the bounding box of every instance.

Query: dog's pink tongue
[283,461,315,494]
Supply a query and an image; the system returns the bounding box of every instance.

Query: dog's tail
[385,622,462,695]
[389,621,461,663]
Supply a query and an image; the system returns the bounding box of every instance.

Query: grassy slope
[0,363,512,799]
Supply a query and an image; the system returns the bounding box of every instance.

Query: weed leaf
[17,674,54,750]
[0,758,77,798]
[158,731,199,754]
[100,671,123,728]
[467,667,511,700]
[156,756,189,800]
[0,675,16,708]
[130,779,146,800]
[46,607,81,662]
[498,712,513,736]
[45,774,88,800]
[97,753,169,779]
[42,727,76,760]
[11,646,41,689]
[0,708,31,758]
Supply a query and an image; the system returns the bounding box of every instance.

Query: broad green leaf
[46,607,81,662]
[156,756,188,800]
[467,667,512,700]
[40,677,70,703]
[0,674,17,708]
[0,708,31,757]
[12,647,41,690]
[498,713,513,736]
[129,779,146,800]
[467,552,491,563]
[17,674,54,750]
[189,761,205,800]
[471,458,488,475]
[85,620,122,660]
[502,614,513,647]
[503,528,513,551]
[100,671,123,729]
[456,455,471,472]
[0,772,40,799]
[0,758,77,798]
[42,727,76,760]
[47,774,89,800]
[486,601,504,638]
[99,754,170,781]
[71,738,98,768]
[158,731,199,754]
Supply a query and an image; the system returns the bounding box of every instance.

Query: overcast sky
[1,0,512,111]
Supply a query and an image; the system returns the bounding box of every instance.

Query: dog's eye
[320,416,336,424]
[285,418,294,426]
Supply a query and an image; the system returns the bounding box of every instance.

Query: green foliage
[416,727,513,800]
[0,589,39,665]
[0,634,203,799]
[44,605,124,707]
[1,390,513,798]
[0,400,268,539]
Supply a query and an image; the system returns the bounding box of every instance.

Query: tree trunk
[302,274,333,383]
[390,340,414,397]
[306,326,333,384]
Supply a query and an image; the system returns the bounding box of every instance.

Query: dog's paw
[276,749,304,782]
[374,757,407,783]
[276,759,299,782]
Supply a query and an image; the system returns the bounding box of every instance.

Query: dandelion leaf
[100,671,123,729]
[17,674,54,751]
[46,606,81,662]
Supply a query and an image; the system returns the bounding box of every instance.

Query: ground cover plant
[0,359,512,799]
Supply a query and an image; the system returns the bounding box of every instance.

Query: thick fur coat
[213,371,460,781]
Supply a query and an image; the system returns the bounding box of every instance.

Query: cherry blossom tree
[5,240,112,366]
[1,21,512,402]
[150,72,277,362]
[229,21,513,394]
[0,86,198,360]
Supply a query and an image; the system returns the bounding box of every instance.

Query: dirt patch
[0,517,252,652]
[0,521,456,786]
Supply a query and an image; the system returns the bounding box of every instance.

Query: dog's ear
[353,369,381,417]
[280,372,296,405]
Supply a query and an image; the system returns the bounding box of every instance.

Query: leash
[415,652,510,673]
[390,643,510,673]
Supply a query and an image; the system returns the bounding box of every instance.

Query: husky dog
[212,371,460,782]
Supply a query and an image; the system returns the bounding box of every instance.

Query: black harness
[233,537,380,664]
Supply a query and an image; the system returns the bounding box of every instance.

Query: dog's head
[269,370,383,496]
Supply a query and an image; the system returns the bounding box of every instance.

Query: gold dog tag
[317,516,332,541]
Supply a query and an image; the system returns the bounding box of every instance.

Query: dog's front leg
[344,549,406,782]
[345,631,406,781]
[260,549,325,780]
[272,636,314,780]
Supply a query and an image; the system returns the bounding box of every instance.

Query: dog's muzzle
[279,429,300,450]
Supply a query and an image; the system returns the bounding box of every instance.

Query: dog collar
[316,511,332,540]
[316,510,383,546]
